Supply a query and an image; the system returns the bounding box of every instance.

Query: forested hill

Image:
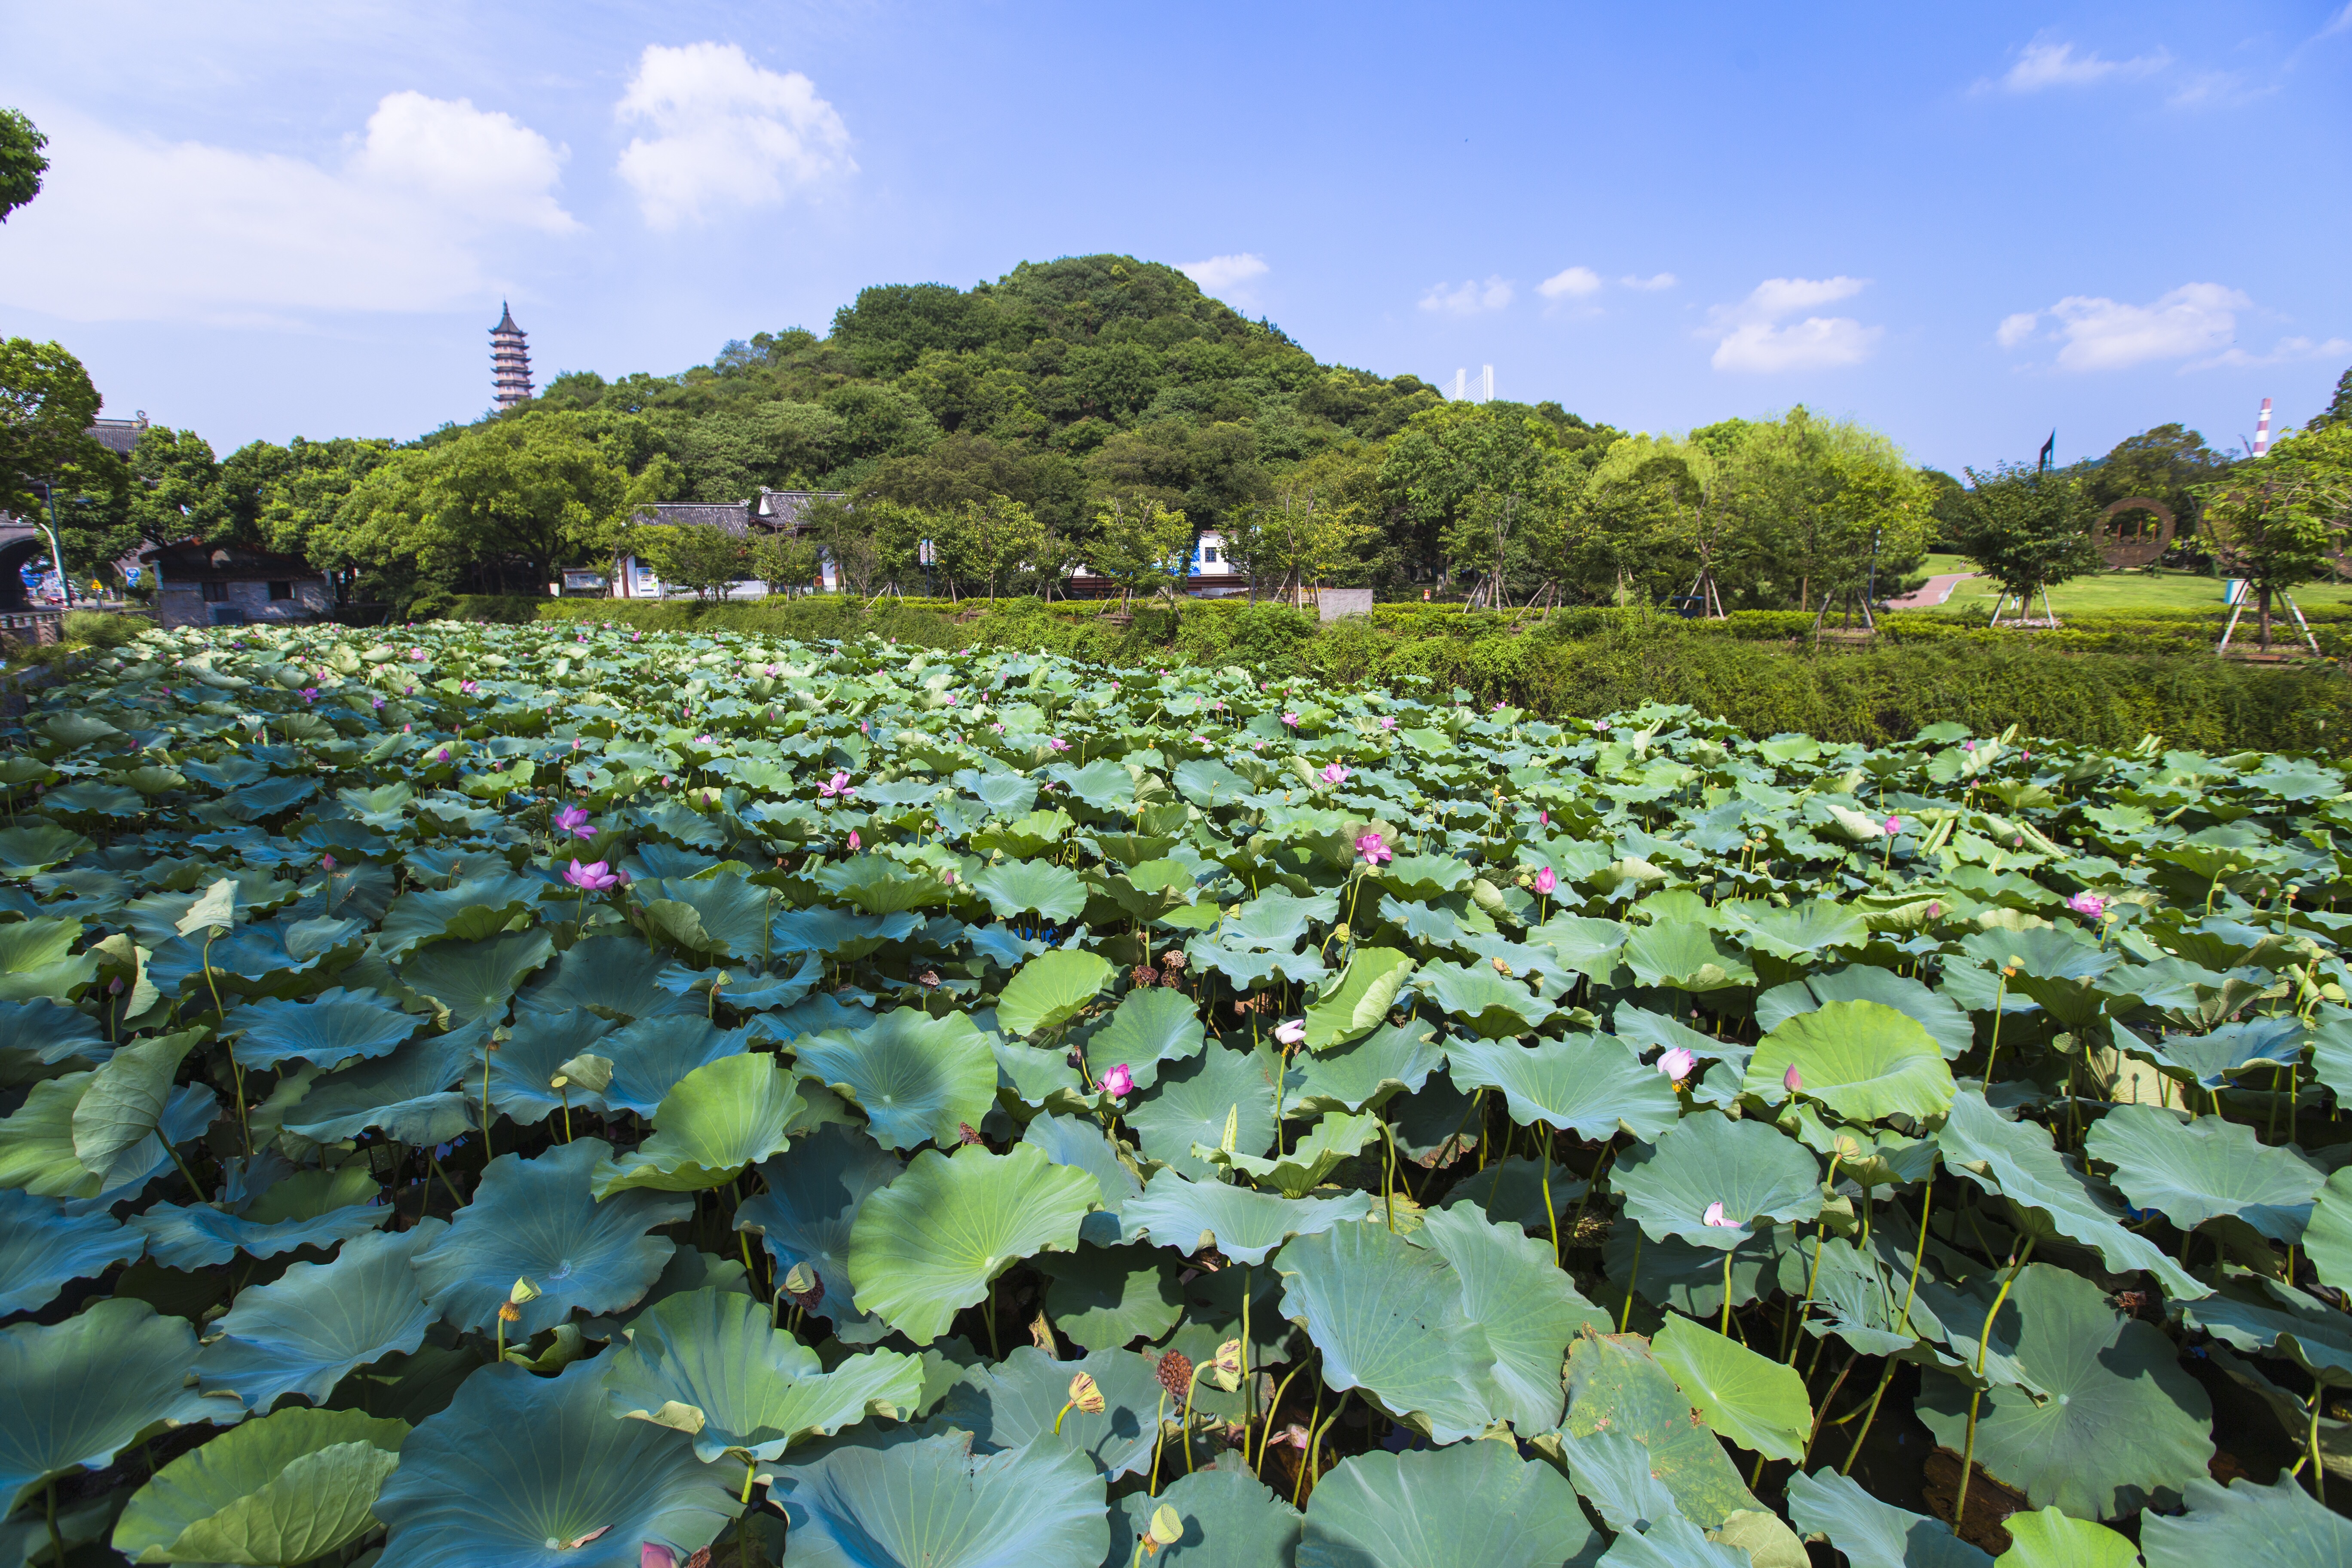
[523,253,1516,526]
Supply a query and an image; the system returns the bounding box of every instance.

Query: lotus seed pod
[1156,1348,1194,1400]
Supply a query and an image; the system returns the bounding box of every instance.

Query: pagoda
[490,303,533,410]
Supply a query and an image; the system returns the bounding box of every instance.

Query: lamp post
[30,481,74,607]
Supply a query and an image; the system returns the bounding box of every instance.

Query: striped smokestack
[2253,397,2273,457]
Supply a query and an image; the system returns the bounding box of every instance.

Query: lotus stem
[1898,1182,1933,1335]
[1241,1265,1255,1427]
[1785,1153,1841,1362]
[1383,1118,1400,1234]
[1720,1247,1735,1336]
[739,1456,763,1566]
[1981,970,2009,1092]
[45,1478,64,1568]
[165,1139,206,1203]
[426,1145,465,1214]
[984,1280,1000,1359]
[1182,1364,1205,1475]
[1955,1236,2036,1533]
[2309,1391,2328,1507]
[1297,1388,1351,1507]
[1541,1131,1561,1262]
[1841,1358,1901,1475]
[1566,1141,1615,1251]
[1148,1389,1170,1494]
[1799,1351,1858,1468]
[1620,1231,1643,1332]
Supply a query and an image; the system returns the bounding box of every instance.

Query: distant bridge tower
[1448,365,1494,403]
[491,303,534,410]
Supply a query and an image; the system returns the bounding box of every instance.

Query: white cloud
[1996,38,2170,92]
[1419,276,1515,315]
[1179,254,1268,294]
[1998,283,2251,370]
[2322,3,2352,37]
[1537,266,1603,299]
[1705,276,1881,372]
[2190,334,2352,371]
[1619,272,1677,291]
[0,96,574,324]
[615,42,854,230]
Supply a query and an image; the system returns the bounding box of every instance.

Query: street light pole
[31,482,74,607]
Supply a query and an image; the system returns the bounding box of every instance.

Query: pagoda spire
[490,302,533,410]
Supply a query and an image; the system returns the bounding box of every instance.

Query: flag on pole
[2253,398,2273,457]
[2037,431,2055,472]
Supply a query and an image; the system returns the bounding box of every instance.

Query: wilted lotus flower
[1274,1018,1306,1047]
[554,805,594,840]
[1656,1047,1698,1083]
[1783,1063,1803,1095]
[1355,832,1393,866]
[639,1543,711,1568]
[1533,865,1558,895]
[1210,1337,1244,1391]
[1703,1202,1740,1228]
[564,859,620,892]
[1069,1370,1106,1416]
[2067,891,2107,919]
[1320,763,1349,785]
[1101,1063,1135,1099]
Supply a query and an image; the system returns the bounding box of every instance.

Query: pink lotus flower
[1282,712,1300,727]
[1356,832,1393,866]
[554,805,594,839]
[2065,891,2106,919]
[819,771,856,800]
[1703,1202,1740,1228]
[846,831,861,852]
[1380,716,1397,730]
[1101,1063,1135,1098]
[1657,1047,1697,1082]
[1048,738,1068,751]
[565,859,620,891]
[371,696,386,710]
[1320,763,1349,785]
[1961,739,1976,752]
[408,649,426,661]
[1783,1064,1803,1095]
[1925,901,1941,919]
[941,869,956,885]
[1883,817,1902,837]
[1539,811,1548,825]
[460,680,478,695]
[319,854,337,872]
[1533,866,1557,895]
[435,747,451,762]
[1274,1018,1307,1047]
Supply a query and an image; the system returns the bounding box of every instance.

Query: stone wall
[157,577,330,631]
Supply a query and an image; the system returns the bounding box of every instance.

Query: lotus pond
[5,620,2352,1568]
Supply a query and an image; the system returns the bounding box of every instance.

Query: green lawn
[1905,554,2352,615]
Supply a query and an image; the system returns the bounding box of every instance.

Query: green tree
[2083,424,2229,560]
[2192,426,2352,649]
[0,108,47,223]
[644,524,750,600]
[1225,487,1377,604]
[0,337,102,517]
[1727,410,1930,615]
[1950,462,2101,623]
[128,427,226,542]
[798,497,883,598]
[1583,435,1736,615]
[938,494,1046,600]
[748,530,821,597]
[1378,401,1615,586]
[1084,496,1192,607]
[2307,364,2352,436]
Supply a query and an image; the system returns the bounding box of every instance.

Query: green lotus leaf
[222,987,418,1071]
[2084,1103,2322,1242]
[1184,937,1331,989]
[0,1070,211,1200]
[1446,1155,1589,1237]
[1723,898,1871,962]
[1615,1112,1823,1250]
[601,1014,756,1119]
[1415,960,1559,1039]
[41,713,121,749]
[513,932,702,1023]
[1528,913,1632,979]
[1783,1468,1989,1568]
[1302,947,1415,1049]
[2181,1272,2352,1387]
[1956,926,2116,984]
[1205,1111,1378,1200]
[1611,1002,1750,1071]
[0,1187,143,1315]
[1221,890,1338,951]
[1551,1427,1682,1534]
[1422,1204,1608,1433]
[1917,1263,2213,1519]
[790,1007,995,1152]
[0,997,107,1067]
[1937,1090,2203,1299]
[377,873,546,956]
[478,1010,621,1125]
[1108,1465,1302,1567]
[968,858,1087,923]
[0,1297,220,1514]
[0,822,94,876]
[2302,1167,2352,1292]
[934,1344,1166,1480]
[1298,1440,1596,1568]
[395,927,554,1026]
[1292,1019,1443,1113]
[129,1179,388,1271]
[846,1142,1096,1344]
[1377,853,1473,901]
[1274,1219,1493,1442]
[772,1429,1108,1568]
[1124,1170,1372,1265]
[1996,1507,2141,1568]
[1776,1102,1937,1191]
[1756,966,1975,1060]
[412,1138,686,1336]
[113,1406,407,1566]
[737,1126,903,1343]
[1621,922,1755,992]
[283,1025,481,1145]
[1745,1001,1956,1123]
[593,1053,803,1195]
[1652,1315,1812,1463]
[72,1025,205,1187]
[1032,1244,1184,1351]
[996,948,1115,1037]
[1085,984,1208,1091]
[197,1219,445,1409]
[1127,1044,1278,1178]
[637,873,777,958]
[1556,1328,1758,1528]
[2132,1016,2305,1091]
[1598,1512,1755,1568]
[2141,1476,2352,1568]
[1446,1033,1681,1142]
[0,916,99,1004]
[601,1288,922,1462]
[371,1358,737,1568]
[43,779,144,818]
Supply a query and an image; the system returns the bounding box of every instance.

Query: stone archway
[2095,498,2175,569]
[0,535,46,610]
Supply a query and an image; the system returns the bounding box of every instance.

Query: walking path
[1885,571,1977,610]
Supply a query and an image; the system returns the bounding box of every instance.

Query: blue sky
[3,1,2347,472]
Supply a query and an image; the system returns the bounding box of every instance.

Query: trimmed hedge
[447,594,2351,753]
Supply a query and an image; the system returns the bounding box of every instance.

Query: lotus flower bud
[1657,1047,1698,1083]
[1145,1504,1185,1551]
[1068,1371,1106,1416]
[508,1277,542,1305]
[1274,1018,1306,1047]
